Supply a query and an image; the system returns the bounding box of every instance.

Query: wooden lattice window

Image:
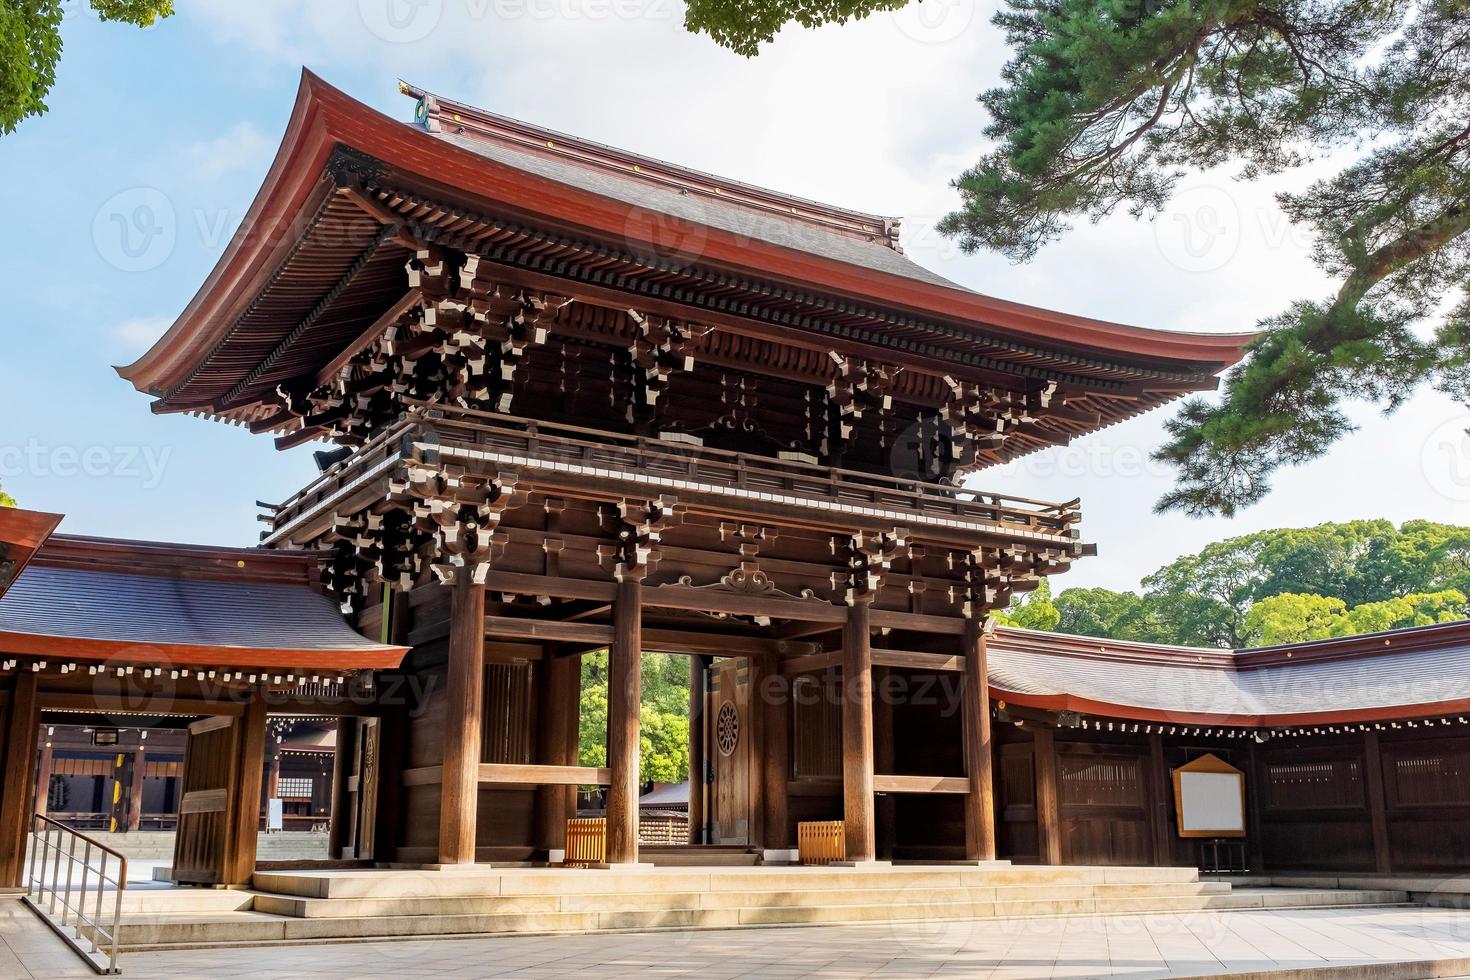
[791,673,841,779]
[1389,742,1470,805]
[276,777,313,799]
[1264,758,1363,810]
[1059,755,1144,808]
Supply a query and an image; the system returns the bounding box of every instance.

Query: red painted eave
[0,632,408,671]
[120,70,1258,399]
[0,508,64,600]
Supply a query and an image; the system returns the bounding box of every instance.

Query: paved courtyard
[8,898,1470,979]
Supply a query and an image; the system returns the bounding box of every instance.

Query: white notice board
[1178,772,1244,835]
[1171,753,1246,838]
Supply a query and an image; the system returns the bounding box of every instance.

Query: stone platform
[105,864,1410,951]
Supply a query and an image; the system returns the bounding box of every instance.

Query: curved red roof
[119,71,1255,412]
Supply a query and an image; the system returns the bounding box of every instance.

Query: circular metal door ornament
[716,701,740,756]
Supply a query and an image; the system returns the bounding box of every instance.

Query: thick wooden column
[439,576,487,865]
[0,673,40,887]
[33,737,53,819]
[1363,730,1393,873]
[962,618,996,861]
[1033,726,1062,865]
[605,579,643,865]
[328,718,358,859]
[534,648,580,853]
[842,601,876,863]
[222,691,267,885]
[125,747,146,832]
[688,656,708,844]
[1245,740,1266,872]
[758,658,790,852]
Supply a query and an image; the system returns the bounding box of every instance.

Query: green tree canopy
[2,1,173,135]
[684,0,1470,515]
[0,483,14,507]
[993,578,1060,631]
[579,650,690,785]
[1024,520,1470,648]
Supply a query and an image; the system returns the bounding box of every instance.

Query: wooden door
[172,716,242,885]
[709,662,753,845]
[343,718,380,860]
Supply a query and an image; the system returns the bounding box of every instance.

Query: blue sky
[2,1,1466,592]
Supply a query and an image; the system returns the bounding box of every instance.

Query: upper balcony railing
[265,403,1081,546]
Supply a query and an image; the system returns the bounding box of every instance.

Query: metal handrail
[24,813,128,974]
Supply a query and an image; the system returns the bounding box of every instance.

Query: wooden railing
[24,814,128,974]
[797,820,847,865]
[264,403,1083,545]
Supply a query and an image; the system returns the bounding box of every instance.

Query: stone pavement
[9,898,1470,979]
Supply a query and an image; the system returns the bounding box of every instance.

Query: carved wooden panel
[710,663,752,845]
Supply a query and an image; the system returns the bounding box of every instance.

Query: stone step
[114,887,1409,950]
[250,864,1203,901]
[251,880,1234,919]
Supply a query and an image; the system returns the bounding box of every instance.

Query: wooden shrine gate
[709,661,756,846]
[171,697,266,886]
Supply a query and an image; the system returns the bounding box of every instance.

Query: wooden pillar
[0,673,40,888]
[1033,726,1062,865]
[439,576,488,865]
[1148,733,1172,866]
[328,718,357,859]
[33,737,53,819]
[758,658,790,851]
[842,601,876,863]
[1363,730,1393,873]
[605,579,642,865]
[688,656,708,844]
[534,648,580,853]
[222,692,267,885]
[962,619,996,861]
[125,747,146,832]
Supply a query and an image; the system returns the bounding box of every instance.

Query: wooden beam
[780,651,840,675]
[875,650,963,672]
[1363,730,1393,873]
[1034,726,1062,866]
[961,619,996,861]
[873,775,970,794]
[605,580,642,865]
[483,763,609,786]
[842,602,876,863]
[487,616,610,645]
[439,577,487,865]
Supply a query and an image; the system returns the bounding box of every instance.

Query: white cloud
[111,316,172,355]
[186,121,271,181]
[171,0,1467,590]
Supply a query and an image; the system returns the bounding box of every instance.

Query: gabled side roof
[989,621,1470,725]
[0,528,405,671]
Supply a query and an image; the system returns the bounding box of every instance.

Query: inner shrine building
[4,72,1469,887]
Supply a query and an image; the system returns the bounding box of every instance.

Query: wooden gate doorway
[708,659,756,846]
[171,696,266,886]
